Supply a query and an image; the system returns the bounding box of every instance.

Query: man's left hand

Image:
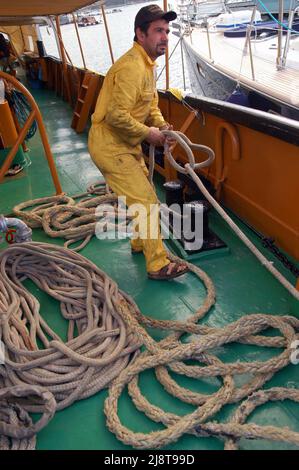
[160,124,176,146]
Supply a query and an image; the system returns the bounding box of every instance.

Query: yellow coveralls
[88,42,169,273]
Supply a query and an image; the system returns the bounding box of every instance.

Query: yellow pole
[101,5,114,64]
[163,0,170,90]
[72,13,87,69]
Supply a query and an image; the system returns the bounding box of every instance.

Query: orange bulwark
[159,94,299,262]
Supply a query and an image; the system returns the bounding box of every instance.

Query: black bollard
[163,180,185,207]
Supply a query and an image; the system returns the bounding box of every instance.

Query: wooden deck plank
[187,30,299,107]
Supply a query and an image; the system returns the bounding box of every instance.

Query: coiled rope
[0,383,56,450]
[1,240,298,449]
[5,134,299,449]
[0,242,140,419]
[13,182,130,251]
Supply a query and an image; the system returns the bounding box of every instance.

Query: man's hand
[159,124,173,132]
[146,127,166,146]
[160,124,176,146]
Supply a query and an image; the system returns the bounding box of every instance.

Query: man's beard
[156,43,167,56]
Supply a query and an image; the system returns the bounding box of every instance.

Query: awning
[0,25,39,56]
[0,17,48,26]
[0,1,100,17]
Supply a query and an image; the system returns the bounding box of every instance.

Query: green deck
[0,87,298,450]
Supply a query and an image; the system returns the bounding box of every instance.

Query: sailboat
[178,0,299,118]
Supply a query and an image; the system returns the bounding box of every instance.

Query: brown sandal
[148,261,189,280]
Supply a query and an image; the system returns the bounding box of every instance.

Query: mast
[281,0,297,68]
[276,0,284,70]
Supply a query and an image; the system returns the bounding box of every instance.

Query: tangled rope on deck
[5,134,299,449]
[0,242,140,421]
[13,182,129,251]
[0,383,56,450]
[103,253,299,450]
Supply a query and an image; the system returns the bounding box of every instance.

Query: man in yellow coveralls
[88,4,189,280]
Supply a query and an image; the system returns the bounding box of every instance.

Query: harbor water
[40,1,191,92]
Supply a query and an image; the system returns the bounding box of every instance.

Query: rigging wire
[257,0,299,34]
[157,36,183,83]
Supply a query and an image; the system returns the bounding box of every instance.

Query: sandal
[5,164,24,177]
[148,261,189,280]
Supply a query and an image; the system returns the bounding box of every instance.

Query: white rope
[149,130,299,301]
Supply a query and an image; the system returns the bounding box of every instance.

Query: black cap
[134,4,177,31]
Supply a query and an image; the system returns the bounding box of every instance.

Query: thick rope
[99,131,299,449]
[101,146,299,448]
[0,242,140,418]
[13,182,129,251]
[104,280,299,449]
[5,136,299,449]
[0,383,56,450]
[0,241,298,449]
[186,164,299,301]
[148,131,299,300]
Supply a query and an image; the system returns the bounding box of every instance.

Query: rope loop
[162,130,215,173]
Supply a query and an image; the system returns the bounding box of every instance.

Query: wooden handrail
[0,70,63,194]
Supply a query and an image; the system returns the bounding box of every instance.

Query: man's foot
[5,164,24,177]
[148,261,189,280]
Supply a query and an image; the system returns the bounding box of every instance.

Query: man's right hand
[146,127,166,147]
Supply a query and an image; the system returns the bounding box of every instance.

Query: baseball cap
[134,4,177,31]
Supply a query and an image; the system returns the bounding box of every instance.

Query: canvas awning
[0,17,48,26]
[0,25,39,56]
[0,1,101,17]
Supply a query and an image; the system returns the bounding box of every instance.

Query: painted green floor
[0,86,299,450]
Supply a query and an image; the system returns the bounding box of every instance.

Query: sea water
[39,1,191,92]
